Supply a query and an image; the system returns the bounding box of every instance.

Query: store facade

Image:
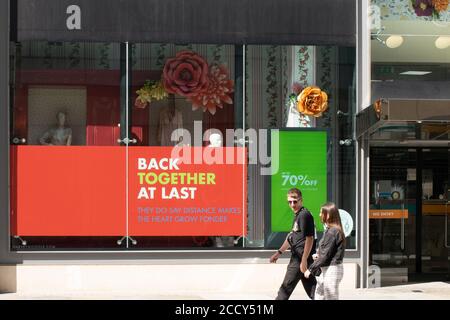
[360,0,450,285]
[0,0,367,293]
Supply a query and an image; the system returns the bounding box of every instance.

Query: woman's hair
[320,202,345,243]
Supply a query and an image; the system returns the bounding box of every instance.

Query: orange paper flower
[296,86,328,117]
[432,0,449,12]
[374,99,382,119]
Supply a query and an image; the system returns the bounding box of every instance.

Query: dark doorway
[369,147,450,286]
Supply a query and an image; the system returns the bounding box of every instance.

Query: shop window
[10,41,123,250]
[245,45,357,250]
[10,41,356,251]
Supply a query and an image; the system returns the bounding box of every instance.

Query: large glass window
[244,46,357,250]
[10,41,356,251]
[10,41,123,250]
[127,43,243,249]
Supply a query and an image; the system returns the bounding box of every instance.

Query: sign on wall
[129,147,246,236]
[13,146,246,237]
[271,130,328,232]
[369,209,408,219]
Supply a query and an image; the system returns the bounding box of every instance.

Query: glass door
[420,149,450,279]
[369,148,417,285]
[370,147,450,285]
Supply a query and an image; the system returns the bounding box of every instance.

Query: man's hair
[287,188,302,199]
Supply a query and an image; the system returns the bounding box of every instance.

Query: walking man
[270,188,317,300]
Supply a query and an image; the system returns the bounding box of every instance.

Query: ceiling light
[399,71,431,76]
[385,35,404,49]
[435,36,450,49]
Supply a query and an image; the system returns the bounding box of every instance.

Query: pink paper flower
[187,64,234,115]
[291,82,304,95]
[413,0,434,16]
[134,96,148,109]
[162,51,209,97]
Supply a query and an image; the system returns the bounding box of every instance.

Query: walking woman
[304,202,345,300]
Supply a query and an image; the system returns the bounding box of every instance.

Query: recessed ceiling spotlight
[385,35,404,49]
[399,71,432,76]
[435,36,450,49]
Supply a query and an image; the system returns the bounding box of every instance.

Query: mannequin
[39,111,72,146]
[157,94,183,146]
[206,132,235,248]
[286,100,312,128]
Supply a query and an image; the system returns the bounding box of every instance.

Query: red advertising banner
[12,146,246,237]
[14,146,126,236]
[128,147,246,236]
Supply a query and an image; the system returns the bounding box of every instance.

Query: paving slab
[0,282,449,300]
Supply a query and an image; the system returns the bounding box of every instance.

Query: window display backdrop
[270,130,328,232]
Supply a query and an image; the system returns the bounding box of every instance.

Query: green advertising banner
[271,130,328,232]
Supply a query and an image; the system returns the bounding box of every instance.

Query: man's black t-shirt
[287,207,316,258]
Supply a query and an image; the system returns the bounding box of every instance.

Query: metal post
[356,0,372,288]
[0,0,11,263]
[416,149,423,273]
[359,134,370,288]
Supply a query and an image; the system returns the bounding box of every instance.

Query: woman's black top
[308,226,345,276]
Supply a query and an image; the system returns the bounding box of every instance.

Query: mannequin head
[56,111,67,127]
[208,133,223,147]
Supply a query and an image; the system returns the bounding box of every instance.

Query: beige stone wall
[1,262,358,295]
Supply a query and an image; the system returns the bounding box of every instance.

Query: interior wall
[27,87,87,145]
[372,81,450,102]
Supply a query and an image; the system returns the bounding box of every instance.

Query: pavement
[0,282,449,300]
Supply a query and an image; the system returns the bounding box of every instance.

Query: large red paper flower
[187,64,234,115]
[162,51,209,97]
